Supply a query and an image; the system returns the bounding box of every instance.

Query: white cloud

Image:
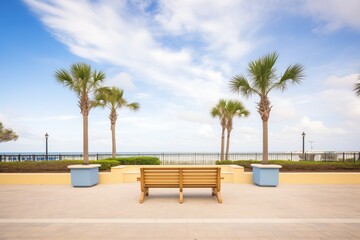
[155,0,269,59]
[24,0,229,106]
[104,72,136,90]
[325,74,358,89]
[345,98,360,117]
[177,111,209,124]
[319,73,360,119]
[18,115,79,122]
[135,93,152,99]
[285,116,346,135]
[271,97,299,121]
[0,113,11,126]
[303,0,360,32]
[196,124,215,138]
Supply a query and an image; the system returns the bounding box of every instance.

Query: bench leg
[212,188,216,196]
[145,188,149,196]
[179,190,183,204]
[140,191,145,203]
[215,191,223,204]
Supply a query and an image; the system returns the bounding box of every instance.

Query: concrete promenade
[0,183,360,239]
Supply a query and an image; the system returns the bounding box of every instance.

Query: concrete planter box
[68,164,101,187]
[251,164,282,187]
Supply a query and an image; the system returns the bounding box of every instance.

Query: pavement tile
[0,183,359,239]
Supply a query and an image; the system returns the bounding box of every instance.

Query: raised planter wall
[1,165,360,184]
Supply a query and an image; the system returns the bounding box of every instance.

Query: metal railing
[0,152,359,165]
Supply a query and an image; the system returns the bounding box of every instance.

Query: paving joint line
[1,218,360,224]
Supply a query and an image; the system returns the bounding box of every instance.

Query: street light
[302,132,305,154]
[45,133,49,161]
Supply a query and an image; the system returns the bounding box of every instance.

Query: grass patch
[216,160,360,172]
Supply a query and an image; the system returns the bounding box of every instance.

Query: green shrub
[0,157,160,173]
[216,160,360,172]
[0,156,160,173]
[105,156,161,165]
[90,160,119,171]
[216,160,234,165]
[216,160,258,170]
[0,160,120,173]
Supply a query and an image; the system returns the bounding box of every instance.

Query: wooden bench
[137,167,223,204]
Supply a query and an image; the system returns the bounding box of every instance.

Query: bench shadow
[144,189,217,203]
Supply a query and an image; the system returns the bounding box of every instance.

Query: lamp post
[302,132,305,154]
[45,133,49,161]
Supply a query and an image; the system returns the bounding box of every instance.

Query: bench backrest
[141,168,180,188]
[140,167,221,190]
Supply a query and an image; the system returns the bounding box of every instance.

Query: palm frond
[272,63,305,92]
[211,107,221,118]
[54,69,75,90]
[127,102,140,111]
[93,86,139,112]
[229,75,258,98]
[91,70,106,90]
[70,63,91,82]
[248,52,278,94]
[354,75,360,96]
[221,99,250,132]
[242,109,250,116]
[225,100,250,118]
[92,87,111,108]
[93,70,106,82]
[0,122,18,142]
[210,99,227,118]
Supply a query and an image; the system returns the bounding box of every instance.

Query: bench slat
[145,175,179,178]
[183,173,217,176]
[183,176,217,179]
[145,181,179,184]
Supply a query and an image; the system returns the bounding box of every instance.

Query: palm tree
[224,100,250,160]
[55,63,105,165]
[354,74,360,96]
[211,99,227,161]
[229,52,304,164]
[0,122,18,143]
[94,87,139,158]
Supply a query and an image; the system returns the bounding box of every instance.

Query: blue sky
[1,0,360,153]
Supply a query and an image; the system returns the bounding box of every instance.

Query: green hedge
[91,160,119,171]
[0,156,160,173]
[0,160,119,173]
[105,156,161,165]
[216,160,360,172]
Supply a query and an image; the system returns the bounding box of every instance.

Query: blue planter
[68,164,101,187]
[251,164,282,187]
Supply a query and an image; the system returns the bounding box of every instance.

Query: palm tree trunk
[225,129,231,160]
[220,127,225,161]
[111,123,116,159]
[262,120,268,164]
[83,114,89,165]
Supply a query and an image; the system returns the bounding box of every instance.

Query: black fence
[0,152,359,165]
